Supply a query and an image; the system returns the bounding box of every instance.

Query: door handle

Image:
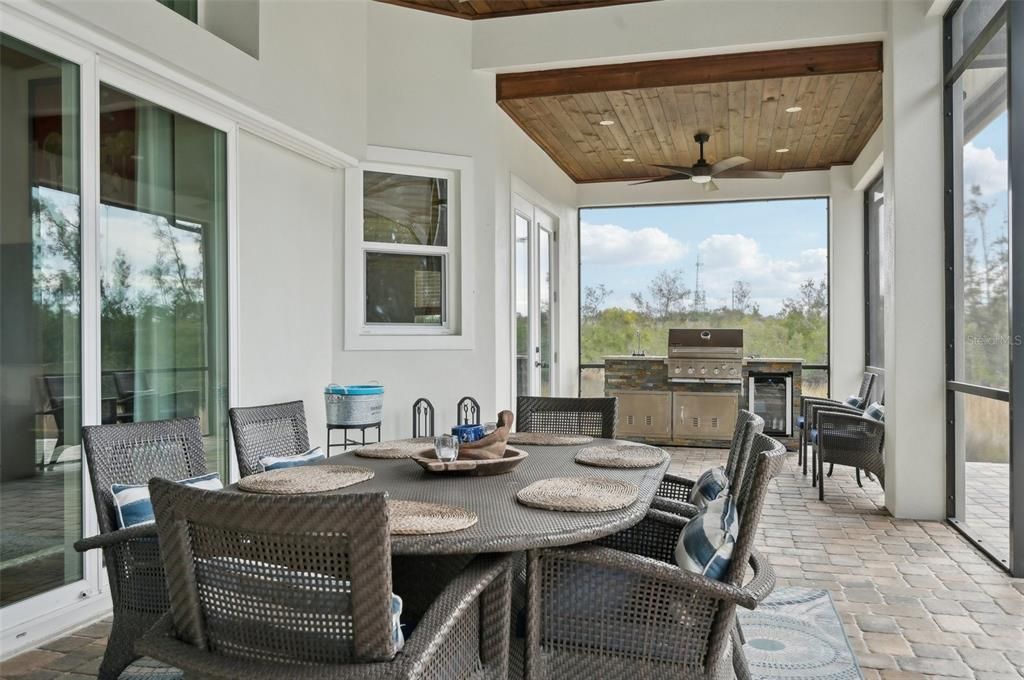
[534,361,549,368]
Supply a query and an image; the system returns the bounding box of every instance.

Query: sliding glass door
[97,85,230,476]
[0,33,83,608]
[0,21,233,642]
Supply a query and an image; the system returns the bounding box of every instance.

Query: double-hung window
[363,168,451,327]
[345,147,474,350]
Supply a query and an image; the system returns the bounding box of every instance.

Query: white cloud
[963,142,1008,196]
[580,222,688,266]
[697,235,826,314]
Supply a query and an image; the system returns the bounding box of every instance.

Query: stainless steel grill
[666,328,744,384]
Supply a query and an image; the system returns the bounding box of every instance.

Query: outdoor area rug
[737,587,863,680]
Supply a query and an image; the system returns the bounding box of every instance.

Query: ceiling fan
[632,132,783,192]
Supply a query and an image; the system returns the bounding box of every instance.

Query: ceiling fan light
[691,175,711,184]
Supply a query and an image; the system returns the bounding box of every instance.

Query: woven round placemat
[353,438,434,459]
[508,432,594,446]
[237,465,374,494]
[516,477,639,512]
[575,444,668,469]
[388,500,478,535]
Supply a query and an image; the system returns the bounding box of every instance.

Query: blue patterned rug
[738,587,863,680]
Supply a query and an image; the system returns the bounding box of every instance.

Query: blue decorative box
[452,424,484,443]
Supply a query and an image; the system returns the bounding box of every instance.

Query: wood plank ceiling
[373,0,655,20]
[496,43,884,183]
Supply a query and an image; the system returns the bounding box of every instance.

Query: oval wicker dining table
[226,438,669,555]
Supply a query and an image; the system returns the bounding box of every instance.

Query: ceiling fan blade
[716,170,784,179]
[710,156,750,175]
[704,178,720,193]
[629,174,692,186]
[651,163,696,177]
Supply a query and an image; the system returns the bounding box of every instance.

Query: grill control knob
[700,367,707,375]
[687,367,695,375]
[713,368,720,375]
[674,366,681,374]
[729,367,737,375]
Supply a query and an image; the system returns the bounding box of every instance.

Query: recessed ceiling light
[622,157,635,163]
[775,147,790,153]
[785,106,802,113]
[598,119,616,126]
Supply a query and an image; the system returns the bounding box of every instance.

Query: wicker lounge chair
[228,400,310,478]
[521,433,787,680]
[139,482,515,680]
[515,396,617,439]
[814,409,885,500]
[797,371,877,473]
[73,417,207,680]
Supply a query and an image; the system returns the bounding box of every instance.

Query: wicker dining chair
[655,409,764,506]
[228,400,309,478]
[814,409,885,501]
[515,396,617,439]
[413,397,436,438]
[73,417,207,680]
[797,371,876,473]
[456,395,481,426]
[522,433,787,680]
[138,481,515,680]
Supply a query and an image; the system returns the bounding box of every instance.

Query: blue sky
[581,198,828,315]
[962,106,1008,266]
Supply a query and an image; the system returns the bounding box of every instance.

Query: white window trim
[344,146,475,351]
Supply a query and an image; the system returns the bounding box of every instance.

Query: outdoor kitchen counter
[604,355,742,447]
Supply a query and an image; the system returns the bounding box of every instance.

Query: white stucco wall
[46,0,367,154]
[236,133,339,453]
[333,2,578,440]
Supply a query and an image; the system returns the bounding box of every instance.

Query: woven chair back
[724,410,765,495]
[149,481,396,665]
[82,417,206,536]
[229,401,309,478]
[515,396,617,439]
[858,371,878,404]
[726,433,787,586]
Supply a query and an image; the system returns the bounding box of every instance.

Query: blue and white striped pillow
[391,593,405,652]
[674,495,739,581]
[688,466,729,509]
[259,447,326,471]
[863,402,885,422]
[844,394,865,409]
[112,473,223,529]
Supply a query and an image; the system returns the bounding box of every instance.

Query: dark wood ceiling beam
[373,0,656,21]
[496,42,883,101]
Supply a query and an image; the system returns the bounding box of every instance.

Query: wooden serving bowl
[412,447,529,476]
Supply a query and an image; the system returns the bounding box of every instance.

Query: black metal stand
[326,422,381,455]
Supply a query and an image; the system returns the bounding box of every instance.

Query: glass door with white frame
[97,83,230,477]
[0,17,234,651]
[514,200,557,398]
[0,32,84,608]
